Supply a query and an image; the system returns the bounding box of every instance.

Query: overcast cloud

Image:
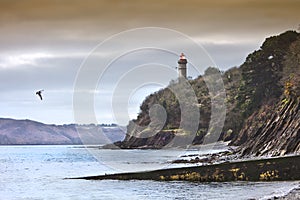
[0,0,299,124]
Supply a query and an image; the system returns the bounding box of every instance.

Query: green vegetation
[119,30,300,148]
[236,30,299,118]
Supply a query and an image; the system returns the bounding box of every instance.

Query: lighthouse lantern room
[177,53,187,79]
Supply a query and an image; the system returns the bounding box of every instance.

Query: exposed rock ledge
[232,97,300,157]
[69,155,300,182]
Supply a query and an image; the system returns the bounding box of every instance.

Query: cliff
[231,32,300,156]
[115,30,300,156]
[234,96,300,157]
[0,118,125,145]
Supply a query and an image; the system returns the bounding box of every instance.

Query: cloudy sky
[0,0,299,125]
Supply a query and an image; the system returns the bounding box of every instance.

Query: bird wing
[35,90,44,100]
[38,93,43,100]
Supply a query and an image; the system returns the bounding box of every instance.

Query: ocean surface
[0,145,298,200]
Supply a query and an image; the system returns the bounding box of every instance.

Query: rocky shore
[71,154,300,182]
[71,30,300,199]
[268,185,300,200]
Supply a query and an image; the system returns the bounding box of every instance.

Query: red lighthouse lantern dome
[180,53,186,60]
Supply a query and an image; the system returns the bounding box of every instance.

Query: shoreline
[268,184,300,199]
[70,154,300,182]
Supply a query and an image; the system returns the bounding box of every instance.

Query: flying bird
[36,90,44,100]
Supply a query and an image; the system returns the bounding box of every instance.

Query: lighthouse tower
[178,53,187,79]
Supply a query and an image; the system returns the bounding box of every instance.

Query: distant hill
[0,118,125,145]
[115,30,300,157]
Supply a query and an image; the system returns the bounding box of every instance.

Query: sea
[0,145,298,200]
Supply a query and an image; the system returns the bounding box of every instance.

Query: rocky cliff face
[115,30,300,156]
[232,97,300,156]
[231,31,300,156]
[0,118,125,145]
[115,130,175,149]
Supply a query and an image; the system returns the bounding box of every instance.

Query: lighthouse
[178,53,187,79]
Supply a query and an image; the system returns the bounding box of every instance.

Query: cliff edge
[114,30,300,157]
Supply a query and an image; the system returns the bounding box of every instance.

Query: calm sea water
[0,145,298,200]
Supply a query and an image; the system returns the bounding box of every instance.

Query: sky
[0,0,299,125]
